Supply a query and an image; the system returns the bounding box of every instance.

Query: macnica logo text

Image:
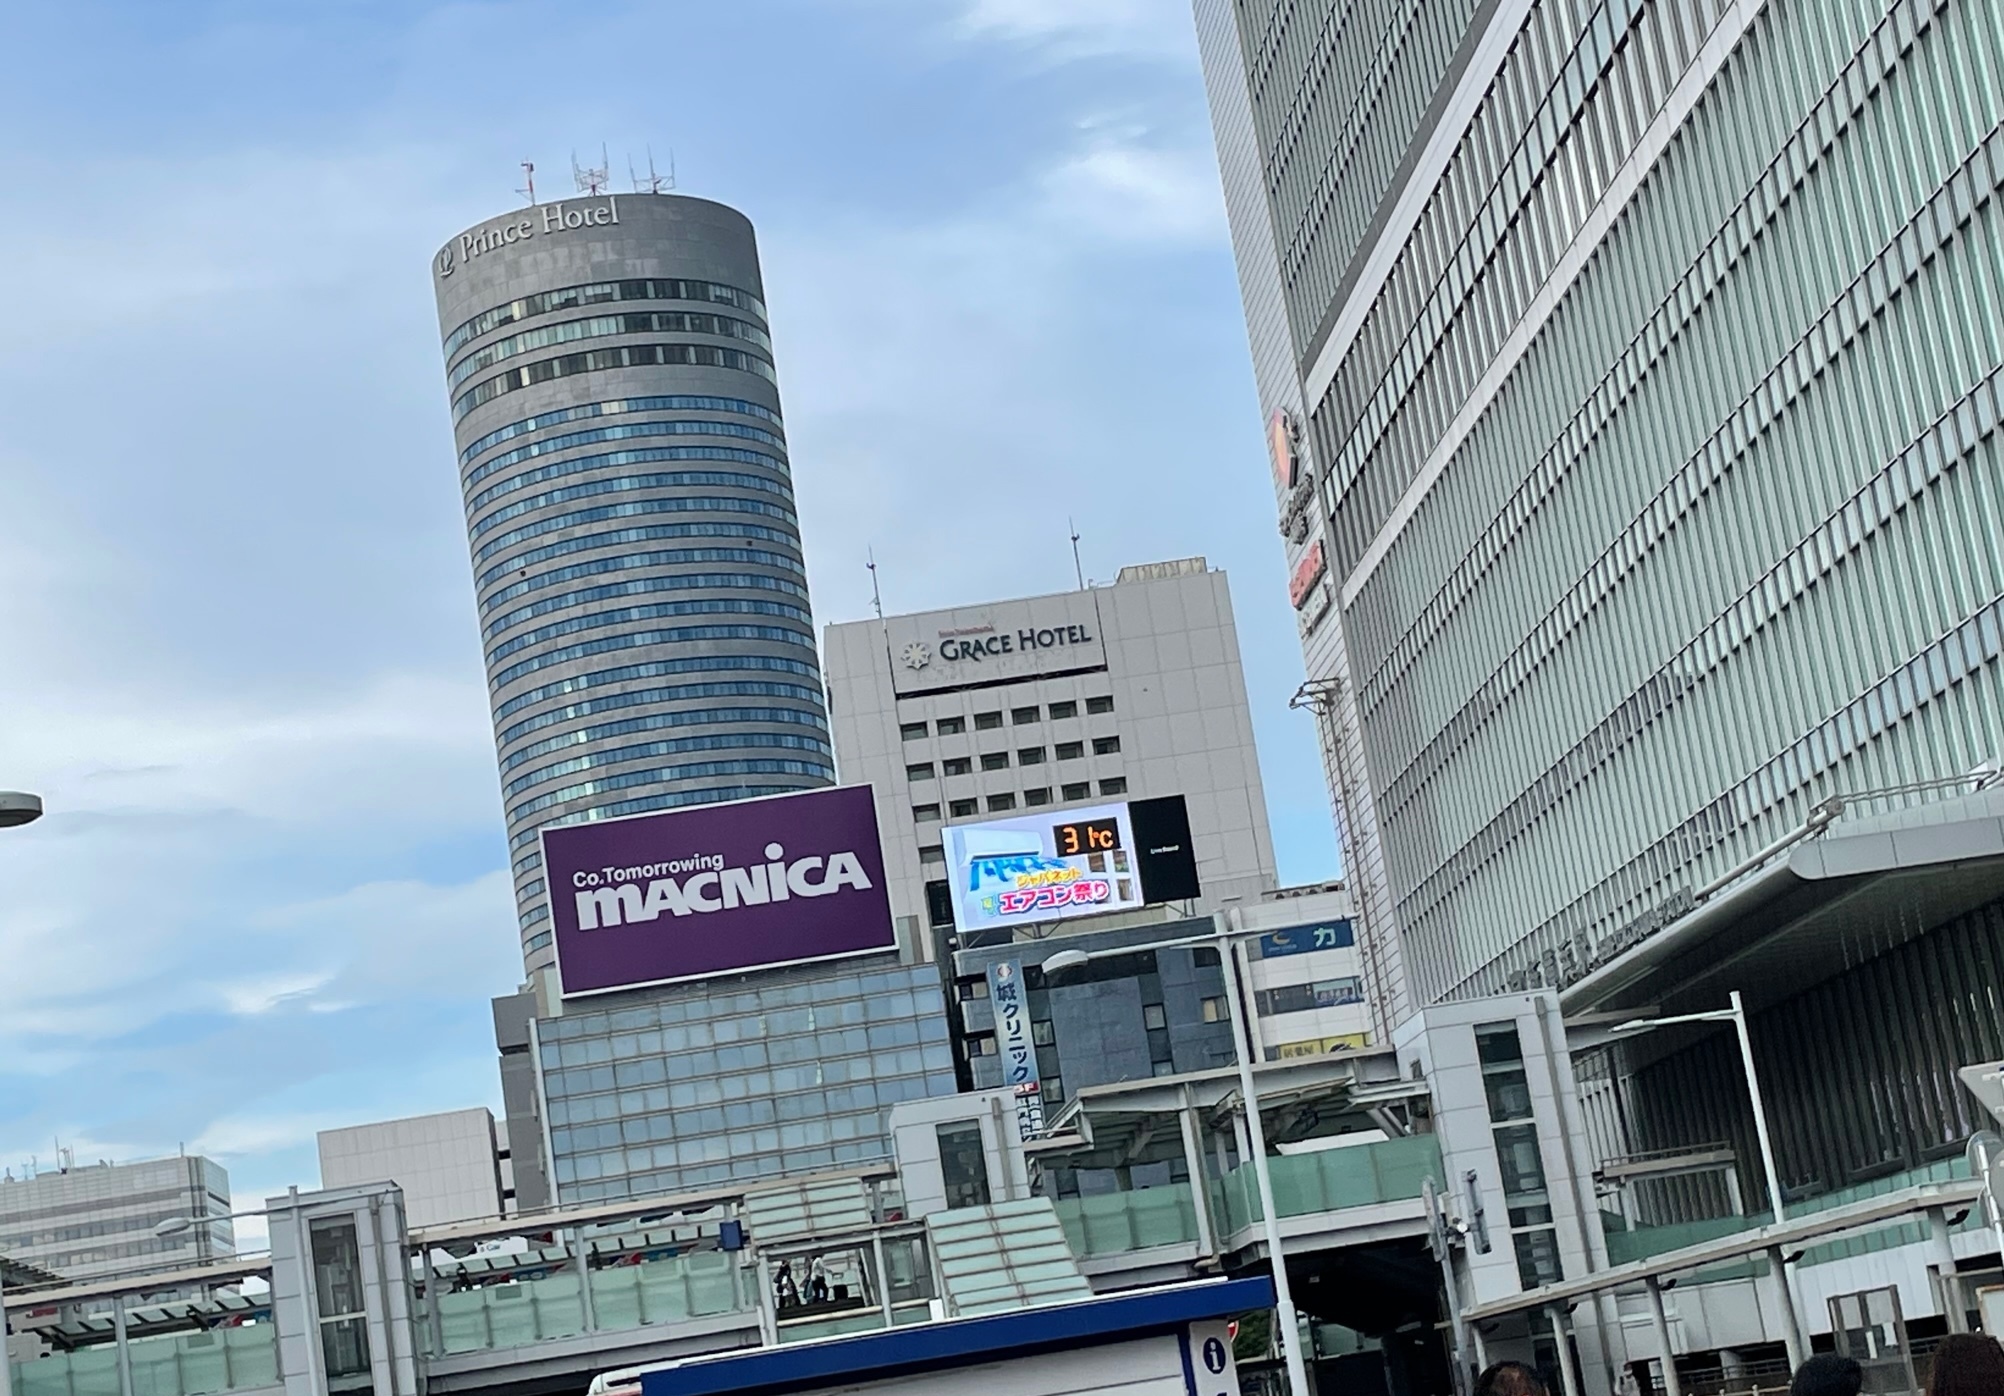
[572,841,874,929]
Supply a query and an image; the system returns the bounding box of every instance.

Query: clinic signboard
[986,960,1045,1140]
[942,795,1200,934]
[540,785,897,997]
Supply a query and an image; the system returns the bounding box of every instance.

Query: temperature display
[1053,817,1122,857]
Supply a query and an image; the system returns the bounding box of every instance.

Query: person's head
[1475,1361,1548,1396]
[1791,1354,1863,1396]
[1928,1333,2004,1396]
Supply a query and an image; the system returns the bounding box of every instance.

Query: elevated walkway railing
[12,1323,280,1396]
[1052,1133,1445,1266]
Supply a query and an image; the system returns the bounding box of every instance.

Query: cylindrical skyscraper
[433,192,832,977]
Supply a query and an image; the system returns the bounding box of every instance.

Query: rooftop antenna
[867,549,885,621]
[1069,519,1086,590]
[573,145,609,195]
[629,146,674,194]
[517,160,537,205]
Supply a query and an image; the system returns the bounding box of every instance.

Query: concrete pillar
[0,1272,12,1396]
[755,1255,778,1345]
[1765,1247,1804,1371]
[1179,1093,1217,1258]
[1552,1309,1583,1396]
[1930,1208,1966,1333]
[871,1234,894,1329]
[1644,1279,1682,1396]
[567,1228,597,1333]
[112,1297,133,1396]
[417,1247,443,1358]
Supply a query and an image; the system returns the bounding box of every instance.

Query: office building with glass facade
[1197,0,2004,1214]
[496,960,956,1207]
[432,193,832,979]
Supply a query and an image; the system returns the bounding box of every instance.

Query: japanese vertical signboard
[986,960,1045,1140]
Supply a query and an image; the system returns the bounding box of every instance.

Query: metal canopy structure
[0,1252,65,1290]
[1027,1048,1425,1176]
[1460,1178,1982,1323]
[1564,786,2004,1016]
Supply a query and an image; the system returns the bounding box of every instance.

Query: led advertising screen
[540,785,897,997]
[942,794,1200,933]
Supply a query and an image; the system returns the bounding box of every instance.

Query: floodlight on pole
[153,1206,267,1239]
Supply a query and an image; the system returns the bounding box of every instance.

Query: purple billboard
[541,785,897,997]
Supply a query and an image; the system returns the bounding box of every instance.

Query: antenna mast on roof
[517,160,537,205]
[629,146,675,194]
[1069,519,1086,590]
[867,549,885,621]
[573,145,610,195]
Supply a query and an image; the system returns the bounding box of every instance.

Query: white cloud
[952,0,1197,61]
[1038,138,1225,244]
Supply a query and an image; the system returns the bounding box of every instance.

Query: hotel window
[899,721,928,740]
[912,803,940,822]
[949,799,978,818]
[1062,782,1091,801]
[974,711,1003,731]
[1048,700,1079,719]
[936,716,967,735]
[1092,735,1122,755]
[1086,696,1114,715]
[1018,747,1046,764]
[942,757,972,776]
[1055,741,1084,760]
[906,762,935,780]
[980,752,1010,771]
[1024,788,1051,806]
[1099,777,1127,796]
[987,794,1016,812]
[1011,706,1040,724]
[919,845,945,866]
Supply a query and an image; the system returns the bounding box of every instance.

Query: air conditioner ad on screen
[942,794,1199,932]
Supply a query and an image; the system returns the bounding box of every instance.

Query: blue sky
[0,0,1334,1239]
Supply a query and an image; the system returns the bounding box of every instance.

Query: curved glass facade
[434,194,832,975]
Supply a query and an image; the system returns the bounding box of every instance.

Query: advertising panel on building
[1257,918,1355,958]
[883,599,1109,698]
[942,795,1201,933]
[540,785,897,996]
[985,960,1045,1140]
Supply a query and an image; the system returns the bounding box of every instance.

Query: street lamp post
[0,793,43,1396]
[1043,913,1314,1396]
[1606,991,1784,1223]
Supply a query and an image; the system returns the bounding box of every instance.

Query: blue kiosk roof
[639,1276,1275,1396]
